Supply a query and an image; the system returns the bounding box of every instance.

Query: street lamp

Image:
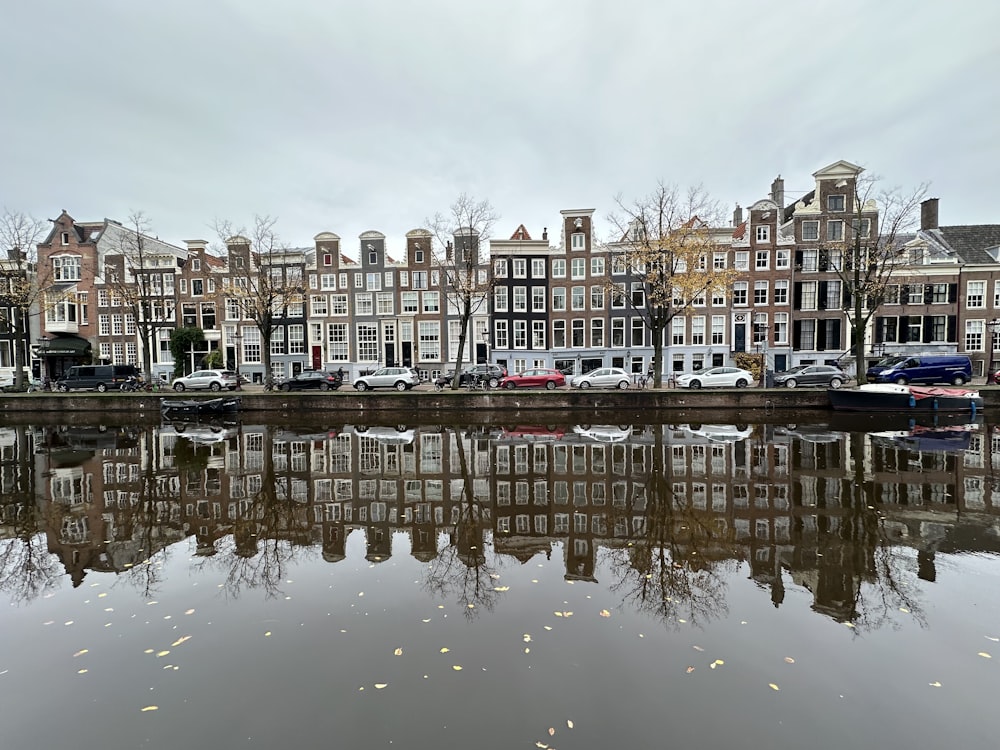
[232,330,243,391]
[985,319,1000,382]
[37,338,50,389]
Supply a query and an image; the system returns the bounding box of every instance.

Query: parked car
[171,369,239,392]
[772,364,848,389]
[499,368,566,390]
[353,366,418,391]
[677,423,753,443]
[992,369,1000,385]
[280,370,343,391]
[352,425,415,444]
[571,424,633,442]
[570,367,631,390]
[675,367,754,389]
[867,354,972,385]
[57,364,141,392]
[435,364,507,388]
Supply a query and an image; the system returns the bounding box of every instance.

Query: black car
[443,364,507,388]
[279,370,343,391]
[772,364,848,389]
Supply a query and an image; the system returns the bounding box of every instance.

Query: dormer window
[571,233,585,251]
[369,251,377,265]
[191,258,201,272]
[323,253,332,266]
[756,226,770,242]
[415,250,424,263]
[61,231,70,245]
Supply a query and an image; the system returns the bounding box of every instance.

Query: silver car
[570,367,631,390]
[171,369,239,392]
[353,366,419,392]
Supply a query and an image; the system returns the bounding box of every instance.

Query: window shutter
[793,284,802,311]
[817,320,827,351]
[924,284,933,303]
[793,320,802,349]
[947,315,957,342]
[818,281,827,310]
[794,250,803,269]
[899,284,909,303]
[922,317,932,343]
[948,283,957,303]
[875,317,885,343]
[900,315,910,341]
[831,319,841,351]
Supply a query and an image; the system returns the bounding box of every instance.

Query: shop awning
[39,336,92,357]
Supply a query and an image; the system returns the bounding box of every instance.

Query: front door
[384,343,395,367]
[311,346,322,370]
[401,342,412,367]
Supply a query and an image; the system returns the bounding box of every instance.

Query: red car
[499,368,566,390]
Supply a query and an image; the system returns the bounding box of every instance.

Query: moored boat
[160,396,242,416]
[828,383,982,413]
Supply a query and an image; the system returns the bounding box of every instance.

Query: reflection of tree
[605,428,733,628]
[0,428,63,602]
[424,428,502,619]
[200,426,314,598]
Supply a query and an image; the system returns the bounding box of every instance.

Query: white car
[353,367,419,391]
[678,424,753,443]
[352,425,415,444]
[171,369,239,392]
[675,366,754,389]
[572,424,633,443]
[570,367,631,390]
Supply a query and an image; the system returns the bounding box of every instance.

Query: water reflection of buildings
[3,420,1000,623]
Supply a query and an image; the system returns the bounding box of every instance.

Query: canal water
[1,414,998,749]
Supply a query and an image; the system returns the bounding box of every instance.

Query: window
[801,221,819,241]
[330,294,348,315]
[774,313,788,344]
[532,287,546,312]
[552,259,566,278]
[591,257,605,276]
[591,318,603,347]
[825,280,841,310]
[532,321,545,349]
[531,258,545,278]
[571,233,585,251]
[755,250,769,269]
[61,231,69,245]
[672,316,685,346]
[355,293,373,316]
[732,281,748,306]
[412,271,428,290]
[800,281,818,310]
[52,256,81,281]
[756,226,770,243]
[713,252,727,270]
[799,319,816,350]
[494,286,508,312]
[357,324,379,361]
[376,292,394,315]
[513,259,526,278]
[366,273,381,291]
[571,258,586,279]
[712,289,726,306]
[966,319,984,352]
[494,320,508,349]
[493,259,507,279]
[611,319,625,347]
[851,217,871,238]
[734,251,749,271]
[552,320,566,348]
[691,316,705,345]
[775,279,788,305]
[551,287,566,311]
[754,281,768,305]
[630,282,645,308]
[513,286,527,312]
[422,291,439,313]
[327,324,349,361]
[828,194,846,212]
[712,315,725,345]
[907,285,924,304]
[631,317,644,347]
[590,286,604,310]
[571,286,585,310]
[191,279,204,296]
[572,319,585,347]
[242,327,261,363]
[513,320,527,348]
[611,283,627,308]
[311,295,328,316]
[270,327,285,355]
[418,323,440,361]
[967,281,986,309]
[827,220,844,241]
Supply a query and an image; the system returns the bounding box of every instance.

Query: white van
[0,367,31,391]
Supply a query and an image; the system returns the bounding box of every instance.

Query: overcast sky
[3,0,998,256]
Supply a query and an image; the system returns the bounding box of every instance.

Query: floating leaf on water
[531,579,539,584]
[358,592,364,597]
[563,611,573,617]
[710,663,717,670]
[494,586,510,592]
[686,666,695,674]
[375,683,387,689]
[693,645,705,652]
[264,632,272,637]
[986,636,999,642]
[769,683,780,691]
[713,659,725,666]
[156,651,170,657]
[899,607,910,613]
[185,609,195,615]
[171,636,191,647]
[73,649,89,658]
[523,634,532,642]
[524,648,530,654]
[452,665,462,671]
[422,619,431,623]
[98,592,107,598]
[567,720,574,729]
[535,743,548,749]
[554,612,563,617]
[77,669,88,674]
[440,648,450,653]
[144,649,154,654]
[784,657,795,664]
[678,619,687,624]
[490,573,501,579]
[467,604,475,609]
[141,706,158,712]
[978,652,992,659]
[544,626,553,631]
[394,648,403,656]
[844,622,856,629]
[599,610,611,618]
[929,681,942,687]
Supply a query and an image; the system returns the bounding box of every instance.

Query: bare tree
[823,173,927,382]
[0,209,48,389]
[606,184,739,388]
[102,212,182,382]
[427,195,498,388]
[214,216,305,390]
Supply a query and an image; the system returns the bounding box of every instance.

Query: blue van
[866,354,972,385]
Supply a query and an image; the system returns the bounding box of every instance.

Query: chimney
[542,227,548,241]
[921,198,939,231]
[446,240,453,262]
[770,175,784,209]
[733,204,743,226]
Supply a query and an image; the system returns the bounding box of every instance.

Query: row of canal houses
[8,159,1000,383]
